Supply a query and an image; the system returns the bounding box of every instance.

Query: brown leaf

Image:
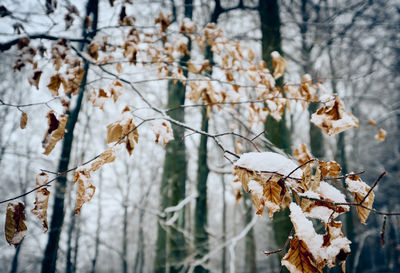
[368,119,376,126]
[116,62,123,74]
[106,111,139,155]
[31,173,50,232]
[263,178,283,218]
[47,74,63,96]
[74,170,95,214]
[88,42,99,60]
[293,143,313,166]
[271,51,287,79]
[282,237,319,273]
[89,147,116,172]
[375,128,387,142]
[5,202,27,247]
[28,70,42,89]
[345,174,374,224]
[318,161,341,178]
[311,97,358,136]
[20,112,28,129]
[42,111,68,155]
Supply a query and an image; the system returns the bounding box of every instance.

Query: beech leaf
[74,170,95,214]
[5,202,27,247]
[31,173,50,232]
[20,112,28,129]
[345,174,374,224]
[42,111,68,155]
[89,147,116,172]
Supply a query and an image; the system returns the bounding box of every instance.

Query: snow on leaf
[89,147,117,172]
[318,161,341,178]
[5,202,27,247]
[233,152,301,217]
[288,203,351,271]
[301,182,349,223]
[106,108,139,155]
[375,128,387,142]
[293,143,313,166]
[234,152,303,179]
[20,112,28,129]
[311,97,358,136]
[152,120,174,147]
[74,170,95,214]
[282,236,320,273]
[271,51,287,79]
[42,111,68,155]
[31,173,50,232]
[345,174,374,224]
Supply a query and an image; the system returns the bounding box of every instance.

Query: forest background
[0,0,399,273]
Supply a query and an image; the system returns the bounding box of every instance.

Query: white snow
[234,152,303,179]
[318,182,348,204]
[247,180,263,196]
[345,176,369,195]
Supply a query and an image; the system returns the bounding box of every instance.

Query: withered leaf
[263,177,283,218]
[318,161,341,178]
[89,147,116,172]
[31,173,50,232]
[311,97,358,136]
[47,74,63,96]
[74,170,95,214]
[20,112,28,129]
[42,111,68,155]
[375,128,387,142]
[282,236,319,273]
[28,70,42,89]
[293,143,313,166]
[106,110,139,155]
[345,174,374,224]
[271,51,287,79]
[152,120,174,147]
[5,202,27,247]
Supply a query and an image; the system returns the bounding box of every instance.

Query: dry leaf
[271,51,287,79]
[74,170,95,214]
[318,161,341,178]
[311,97,358,136]
[28,70,42,89]
[375,128,387,142]
[31,173,50,232]
[47,74,63,96]
[263,177,283,218]
[89,147,116,172]
[293,143,313,166]
[106,109,139,155]
[152,120,174,147]
[116,62,123,74]
[368,119,376,126]
[5,202,27,247]
[345,174,374,224]
[42,111,68,155]
[282,236,319,273]
[20,112,28,129]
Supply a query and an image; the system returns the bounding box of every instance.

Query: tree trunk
[244,195,257,273]
[154,2,192,272]
[91,173,102,273]
[221,174,227,273]
[258,2,291,270]
[41,1,98,272]
[9,243,22,273]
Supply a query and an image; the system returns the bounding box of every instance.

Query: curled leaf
[5,202,27,247]
[271,51,287,79]
[74,170,95,214]
[152,120,174,147]
[31,173,50,232]
[42,111,68,155]
[89,147,116,172]
[375,128,387,142]
[28,70,42,89]
[311,97,358,136]
[293,143,312,166]
[345,174,374,224]
[20,112,28,129]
